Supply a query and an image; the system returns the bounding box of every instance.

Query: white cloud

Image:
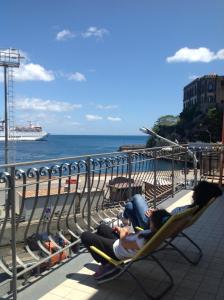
[85,114,103,121]
[166,47,224,63]
[107,116,121,122]
[68,72,86,82]
[15,97,82,112]
[97,104,118,110]
[188,75,199,80]
[82,26,109,39]
[0,64,54,82]
[13,63,55,81]
[216,49,224,59]
[56,29,75,41]
[71,121,80,126]
[0,50,54,82]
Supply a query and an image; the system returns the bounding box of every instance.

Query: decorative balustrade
[0,145,203,298]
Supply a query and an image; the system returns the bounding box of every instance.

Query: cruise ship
[0,121,48,141]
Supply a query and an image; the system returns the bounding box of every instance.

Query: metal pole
[153,150,157,209]
[184,149,187,189]
[171,147,175,197]
[193,149,198,186]
[219,111,224,186]
[10,166,17,300]
[128,152,132,199]
[4,66,9,167]
[87,157,91,230]
[140,127,198,178]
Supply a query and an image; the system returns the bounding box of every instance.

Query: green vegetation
[147,106,222,146]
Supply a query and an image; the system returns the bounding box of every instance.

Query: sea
[0,135,148,166]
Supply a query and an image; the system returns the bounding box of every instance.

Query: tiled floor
[17,191,224,300]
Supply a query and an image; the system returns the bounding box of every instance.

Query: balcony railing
[1,144,221,299]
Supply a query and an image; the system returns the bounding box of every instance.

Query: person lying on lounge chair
[118,181,222,230]
[81,209,170,281]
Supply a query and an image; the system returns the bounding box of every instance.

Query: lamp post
[140,127,198,186]
[0,49,22,167]
[219,108,224,185]
[205,130,212,143]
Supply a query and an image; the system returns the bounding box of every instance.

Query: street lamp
[140,127,198,186]
[0,48,22,167]
[206,130,212,143]
[140,127,181,147]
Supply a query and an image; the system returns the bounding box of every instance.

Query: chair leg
[126,254,174,300]
[168,232,202,265]
[97,255,174,299]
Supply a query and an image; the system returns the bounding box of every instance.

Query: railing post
[171,147,175,197]
[193,149,198,186]
[128,152,132,200]
[10,166,17,300]
[184,148,187,189]
[199,150,202,178]
[153,150,157,209]
[219,146,224,186]
[87,157,91,231]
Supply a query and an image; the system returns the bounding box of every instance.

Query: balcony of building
[0,144,223,300]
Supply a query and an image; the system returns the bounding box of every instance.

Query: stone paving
[15,191,224,300]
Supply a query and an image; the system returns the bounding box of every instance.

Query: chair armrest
[90,246,122,266]
[135,226,144,231]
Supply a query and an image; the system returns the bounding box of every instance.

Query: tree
[146,105,222,145]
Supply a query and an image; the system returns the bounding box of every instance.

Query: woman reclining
[81,209,170,282]
[119,180,222,230]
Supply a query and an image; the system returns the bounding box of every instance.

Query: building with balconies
[183,74,224,111]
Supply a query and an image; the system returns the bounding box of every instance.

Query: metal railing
[0,145,199,298]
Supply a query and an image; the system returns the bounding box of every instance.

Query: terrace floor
[8,190,224,300]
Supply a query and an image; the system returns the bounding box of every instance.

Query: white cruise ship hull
[0,132,48,141]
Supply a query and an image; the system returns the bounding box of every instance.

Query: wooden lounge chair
[90,207,197,300]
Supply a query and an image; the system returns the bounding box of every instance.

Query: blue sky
[0,0,224,135]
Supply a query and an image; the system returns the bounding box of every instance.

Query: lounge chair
[164,196,217,265]
[90,207,197,299]
[137,196,216,267]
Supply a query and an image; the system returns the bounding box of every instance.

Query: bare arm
[145,208,158,218]
[113,226,140,250]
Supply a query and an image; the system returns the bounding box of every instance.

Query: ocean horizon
[0,134,148,165]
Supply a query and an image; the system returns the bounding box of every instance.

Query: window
[209,96,214,103]
[208,82,213,92]
[201,83,204,93]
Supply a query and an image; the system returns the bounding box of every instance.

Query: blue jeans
[123,194,149,229]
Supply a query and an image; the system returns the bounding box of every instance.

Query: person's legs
[81,231,117,265]
[124,194,149,229]
[96,224,119,239]
[132,195,150,229]
[123,201,134,220]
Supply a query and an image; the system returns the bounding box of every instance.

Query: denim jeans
[123,194,149,229]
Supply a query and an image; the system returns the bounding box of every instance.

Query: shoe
[117,209,125,220]
[100,218,113,226]
[117,210,129,226]
[93,264,118,280]
[93,265,105,278]
[71,242,80,254]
